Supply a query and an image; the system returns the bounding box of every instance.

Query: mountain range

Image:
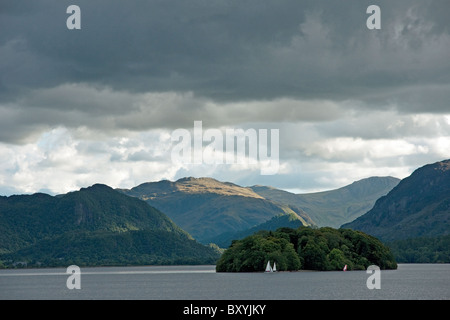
[120,176,399,245]
[1,158,448,267]
[120,177,314,244]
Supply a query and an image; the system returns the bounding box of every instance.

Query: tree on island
[216,226,397,272]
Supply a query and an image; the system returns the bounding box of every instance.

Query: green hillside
[343,160,450,241]
[121,177,314,243]
[0,184,220,267]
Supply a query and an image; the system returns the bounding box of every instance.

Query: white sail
[265,261,272,272]
[273,262,276,272]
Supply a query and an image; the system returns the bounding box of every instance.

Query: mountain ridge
[342,159,450,241]
[3,159,447,268]
[0,184,220,267]
[250,176,400,228]
[120,175,400,244]
[121,177,314,244]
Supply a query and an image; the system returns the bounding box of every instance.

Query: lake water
[0,264,449,300]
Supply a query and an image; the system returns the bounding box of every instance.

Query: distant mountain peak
[82,183,113,191]
[176,176,216,183]
[250,176,400,228]
[176,177,263,198]
[121,177,312,243]
[134,176,264,199]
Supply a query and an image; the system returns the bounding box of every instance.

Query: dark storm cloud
[1,0,450,143]
[0,0,309,97]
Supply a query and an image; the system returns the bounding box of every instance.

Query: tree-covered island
[216,226,397,272]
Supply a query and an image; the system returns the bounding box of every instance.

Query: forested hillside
[0,184,220,267]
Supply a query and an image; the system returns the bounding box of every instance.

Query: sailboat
[265,261,272,272]
[265,261,277,272]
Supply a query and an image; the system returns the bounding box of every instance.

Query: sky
[1,0,449,196]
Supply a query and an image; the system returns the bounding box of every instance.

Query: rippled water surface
[1,264,449,300]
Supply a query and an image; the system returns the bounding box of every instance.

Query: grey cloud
[0,81,347,143]
[313,109,450,140]
[1,1,448,97]
[1,0,450,144]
